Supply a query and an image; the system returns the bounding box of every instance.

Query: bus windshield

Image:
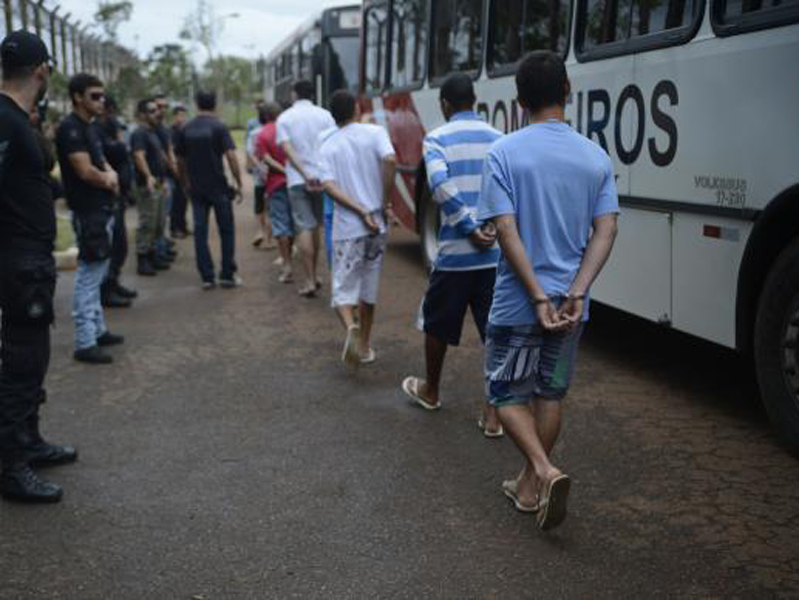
[328,35,359,95]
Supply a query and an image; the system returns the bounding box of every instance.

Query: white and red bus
[355,0,799,447]
[263,5,362,108]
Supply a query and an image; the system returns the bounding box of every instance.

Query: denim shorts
[269,187,294,238]
[288,185,323,231]
[485,322,584,406]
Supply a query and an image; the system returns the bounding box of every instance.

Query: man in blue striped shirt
[402,73,504,437]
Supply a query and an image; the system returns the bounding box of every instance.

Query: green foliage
[106,65,147,109]
[94,1,134,42]
[145,44,194,102]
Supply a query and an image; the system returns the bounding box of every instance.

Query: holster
[75,211,112,263]
[2,253,56,328]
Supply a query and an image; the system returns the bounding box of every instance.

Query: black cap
[1,30,51,70]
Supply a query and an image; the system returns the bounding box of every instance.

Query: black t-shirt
[173,115,235,197]
[130,125,166,187]
[0,94,55,251]
[55,113,114,214]
[155,123,172,154]
[98,116,132,193]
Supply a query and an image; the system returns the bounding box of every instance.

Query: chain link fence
[2,0,136,83]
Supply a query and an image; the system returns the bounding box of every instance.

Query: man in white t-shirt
[276,80,336,297]
[319,90,397,367]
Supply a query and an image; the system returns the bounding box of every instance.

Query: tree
[145,44,194,102]
[202,55,254,127]
[94,1,133,42]
[179,0,223,64]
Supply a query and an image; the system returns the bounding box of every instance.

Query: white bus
[263,5,362,108]
[357,0,799,448]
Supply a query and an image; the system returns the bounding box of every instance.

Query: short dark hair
[261,102,282,124]
[172,105,187,116]
[104,94,118,112]
[1,63,37,82]
[195,90,217,111]
[68,73,103,104]
[137,97,155,115]
[440,72,475,110]
[293,80,314,100]
[329,90,356,126]
[516,50,569,114]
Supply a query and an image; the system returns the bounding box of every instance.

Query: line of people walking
[1,28,621,534]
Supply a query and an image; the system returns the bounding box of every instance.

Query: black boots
[137,253,156,276]
[96,331,124,347]
[0,463,63,503]
[74,345,113,364]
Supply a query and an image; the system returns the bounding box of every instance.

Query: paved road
[1,197,798,599]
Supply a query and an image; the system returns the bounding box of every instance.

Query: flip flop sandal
[278,272,294,284]
[298,286,317,298]
[477,417,504,438]
[360,348,376,364]
[501,479,539,513]
[401,376,440,411]
[536,474,571,531]
[252,235,264,247]
[342,325,361,367]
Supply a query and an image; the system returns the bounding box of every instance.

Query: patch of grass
[231,128,247,150]
[55,215,75,252]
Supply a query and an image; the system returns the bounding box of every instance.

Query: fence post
[33,0,42,36]
[49,6,57,67]
[60,14,68,74]
[18,0,27,29]
[71,22,78,72]
[4,0,13,36]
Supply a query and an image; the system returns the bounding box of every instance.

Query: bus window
[488,0,570,71]
[327,36,360,94]
[365,4,389,92]
[429,0,484,82]
[713,0,799,31]
[580,0,698,52]
[300,30,321,81]
[390,0,428,88]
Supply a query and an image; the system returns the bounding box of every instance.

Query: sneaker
[74,346,113,364]
[219,276,243,289]
[101,291,132,309]
[278,270,293,284]
[202,281,216,291]
[114,282,138,299]
[96,331,124,346]
[0,464,63,503]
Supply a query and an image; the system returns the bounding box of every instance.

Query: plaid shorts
[485,322,584,406]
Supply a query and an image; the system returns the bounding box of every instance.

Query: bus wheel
[419,185,439,271]
[755,237,799,452]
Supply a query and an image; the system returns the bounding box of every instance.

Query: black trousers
[109,201,128,281]
[0,250,54,462]
[170,179,189,234]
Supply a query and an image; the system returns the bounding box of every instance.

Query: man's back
[479,121,618,325]
[0,94,54,249]
[424,112,502,271]
[319,123,395,241]
[276,100,335,187]
[175,115,234,196]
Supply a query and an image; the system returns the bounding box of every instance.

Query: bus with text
[263,5,362,108]
[356,0,799,448]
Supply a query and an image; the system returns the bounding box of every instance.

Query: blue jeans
[73,214,113,350]
[324,194,334,268]
[192,193,236,282]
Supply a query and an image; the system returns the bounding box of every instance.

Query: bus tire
[754,237,799,452]
[418,184,438,271]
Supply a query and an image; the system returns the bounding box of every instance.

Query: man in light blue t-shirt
[477,51,619,531]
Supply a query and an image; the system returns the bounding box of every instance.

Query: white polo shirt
[275,99,335,188]
[319,122,396,241]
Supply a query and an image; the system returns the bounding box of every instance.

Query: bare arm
[494,214,567,331]
[322,180,378,233]
[225,148,243,199]
[279,141,310,182]
[381,154,397,210]
[68,152,117,194]
[261,152,285,174]
[133,149,155,192]
[558,213,618,326]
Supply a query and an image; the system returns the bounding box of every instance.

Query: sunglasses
[89,92,105,101]
[146,107,159,114]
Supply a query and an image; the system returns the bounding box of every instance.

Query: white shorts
[331,233,388,307]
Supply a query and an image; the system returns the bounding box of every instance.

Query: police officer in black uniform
[0,31,77,504]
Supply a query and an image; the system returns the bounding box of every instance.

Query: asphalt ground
[1,187,798,599]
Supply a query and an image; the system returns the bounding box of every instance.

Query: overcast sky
[55,0,351,61]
